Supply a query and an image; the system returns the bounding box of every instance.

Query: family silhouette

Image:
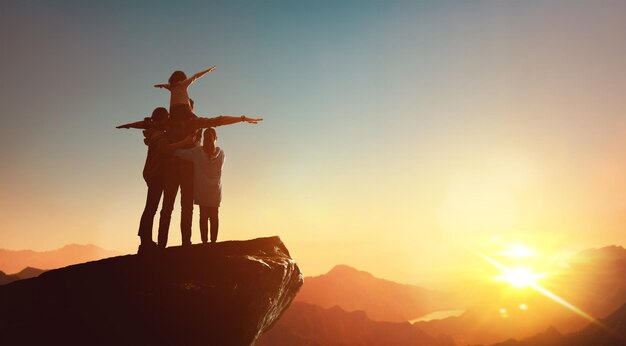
[117,66,262,254]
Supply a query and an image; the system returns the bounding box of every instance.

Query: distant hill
[0,267,47,286]
[0,271,19,285]
[491,326,566,346]
[0,244,121,273]
[492,302,626,346]
[294,264,461,322]
[560,245,626,318]
[17,267,47,279]
[257,302,454,346]
[282,247,626,345]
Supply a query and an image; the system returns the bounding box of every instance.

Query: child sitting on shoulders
[154,66,216,121]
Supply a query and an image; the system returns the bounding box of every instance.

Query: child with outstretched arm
[154,66,216,120]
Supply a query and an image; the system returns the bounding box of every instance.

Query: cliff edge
[0,236,303,345]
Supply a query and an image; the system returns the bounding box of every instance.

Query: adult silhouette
[135,107,193,253]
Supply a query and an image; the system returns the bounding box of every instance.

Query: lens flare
[478,252,608,330]
[496,266,544,288]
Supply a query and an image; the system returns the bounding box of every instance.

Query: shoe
[137,241,158,255]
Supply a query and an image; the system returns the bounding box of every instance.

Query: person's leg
[157,163,180,248]
[209,207,219,243]
[179,160,194,245]
[199,206,209,243]
[137,177,164,244]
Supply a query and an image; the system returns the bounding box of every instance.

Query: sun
[499,243,537,258]
[478,252,604,329]
[496,266,544,288]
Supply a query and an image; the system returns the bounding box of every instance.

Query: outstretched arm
[154,83,171,90]
[116,119,150,129]
[194,115,263,129]
[191,65,216,82]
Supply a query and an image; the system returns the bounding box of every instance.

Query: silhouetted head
[150,107,169,122]
[168,70,187,85]
[203,128,217,153]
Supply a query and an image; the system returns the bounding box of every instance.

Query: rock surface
[0,236,302,346]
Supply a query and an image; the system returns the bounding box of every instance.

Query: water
[410,309,465,323]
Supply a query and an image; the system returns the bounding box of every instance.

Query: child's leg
[199,206,210,243]
[209,207,219,243]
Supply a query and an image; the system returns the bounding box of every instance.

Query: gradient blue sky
[2,1,626,282]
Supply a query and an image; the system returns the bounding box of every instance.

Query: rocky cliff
[0,236,302,346]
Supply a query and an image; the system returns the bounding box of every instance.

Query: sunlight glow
[478,253,608,329]
[499,243,537,258]
[496,266,544,288]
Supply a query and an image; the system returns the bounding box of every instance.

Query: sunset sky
[2,1,626,284]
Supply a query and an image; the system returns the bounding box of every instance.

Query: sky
[1,0,626,284]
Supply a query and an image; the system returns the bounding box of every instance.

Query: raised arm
[191,65,216,82]
[193,115,263,129]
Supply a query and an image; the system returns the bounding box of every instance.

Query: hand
[243,116,263,124]
[116,125,130,129]
[208,65,216,73]
[154,84,167,89]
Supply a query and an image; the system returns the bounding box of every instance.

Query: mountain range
[259,245,626,345]
[491,302,626,346]
[294,264,464,322]
[0,244,121,273]
[257,302,455,346]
